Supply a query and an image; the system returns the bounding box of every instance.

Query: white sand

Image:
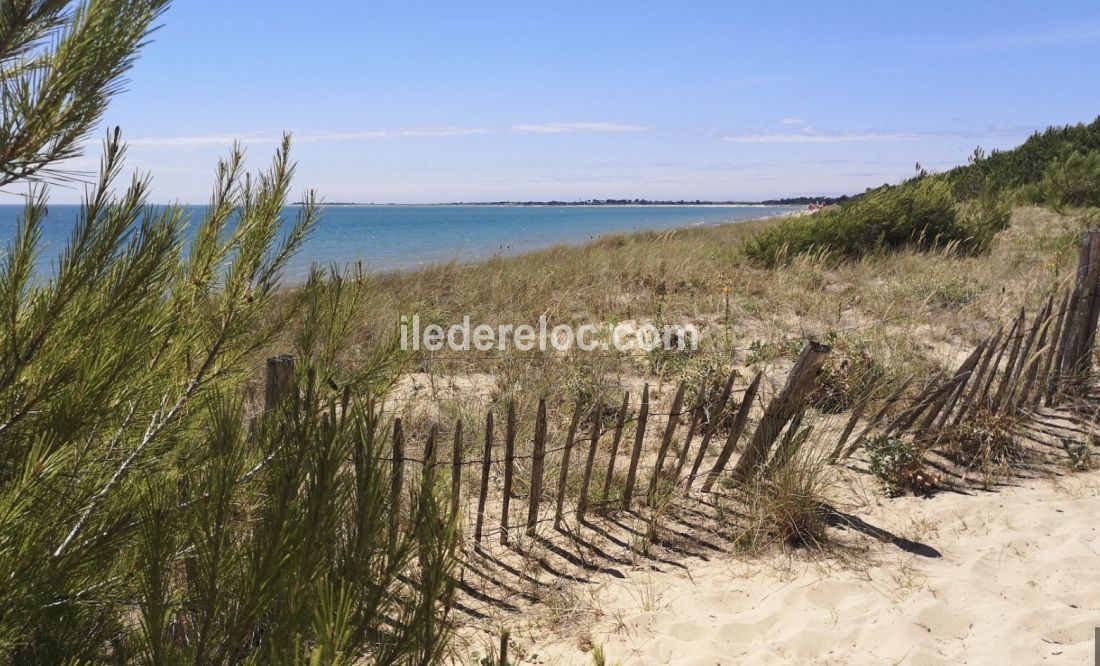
[526,471,1100,665]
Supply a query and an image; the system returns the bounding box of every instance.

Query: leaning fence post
[1066,230,1100,394]
[701,371,762,492]
[685,369,738,491]
[576,401,602,522]
[264,354,295,412]
[554,401,584,530]
[622,384,650,509]
[732,341,830,481]
[500,402,516,546]
[647,382,687,505]
[450,419,463,524]
[526,399,548,537]
[600,391,630,502]
[474,411,493,547]
[389,418,404,549]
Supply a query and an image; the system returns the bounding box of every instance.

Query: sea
[0,204,799,281]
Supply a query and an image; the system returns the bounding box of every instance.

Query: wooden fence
[262,229,1100,579]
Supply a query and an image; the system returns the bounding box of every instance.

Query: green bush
[744,178,966,264]
[1038,151,1100,209]
[865,434,938,497]
[945,117,1100,199]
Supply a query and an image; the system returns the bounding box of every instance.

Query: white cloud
[724,125,1031,144]
[724,132,924,144]
[779,118,805,126]
[510,121,645,134]
[396,126,487,137]
[124,127,485,149]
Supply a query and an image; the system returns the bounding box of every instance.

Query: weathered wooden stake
[576,402,602,522]
[828,389,873,463]
[264,353,295,412]
[845,374,916,458]
[646,382,687,505]
[526,399,548,536]
[933,339,988,430]
[701,371,762,492]
[953,328,1002,425]
[922,341,986,431]
[975,317,1019,409]
[671,380,707,481]
[732,341,830,481]
[622,384,650,508]
[553,401,585,529]
[450,419,463,523]
[600,391,630,502]
[389,418,404,548]
[1044,290,1072,406]
[474,411,493,546]
[685,369,738,490]
[1065,230,1100,394]
[500,402,516,546]
[423,426,438,488]
[991,309,1026,410]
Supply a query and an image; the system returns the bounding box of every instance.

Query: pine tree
[0,2,456,661]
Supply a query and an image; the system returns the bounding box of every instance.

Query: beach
[520,470,1100,664]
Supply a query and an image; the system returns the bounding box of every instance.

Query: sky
[6,0,1100,204]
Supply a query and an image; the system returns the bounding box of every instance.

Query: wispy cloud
[937,24,1100,53]
[126,134,282,148]
[724,132,926,144]
[724,126,1029,144]
[125,122,644,149]
[125,127,485,149]
[779,118,805,126]
[394,126,486,137]
[510,121,645,134]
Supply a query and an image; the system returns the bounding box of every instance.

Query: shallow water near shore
[0,204,798,281]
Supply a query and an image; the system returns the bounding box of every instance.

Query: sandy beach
[520,470,1100,664]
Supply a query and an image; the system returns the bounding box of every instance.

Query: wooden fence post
[646,382,686,505]
[450,419,463,523]
[622,384,649,509]
[576,402,602,522]
[474,411,493,547]
[389,418,404,549]
[732,341,830,481]
[1064,230,1100,394]
[554,401,585,530]
[264,354,295,412]
[701,371,761,492]
[526,399,548,536]
[500,402,516,546]
[1044,290,1072,406]
[991,309,1026,410]
[600,392,630,502]
[684,369,738,490]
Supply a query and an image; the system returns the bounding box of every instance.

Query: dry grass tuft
[728,445,838,551]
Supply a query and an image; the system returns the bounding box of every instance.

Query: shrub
[1063,438,1094,472]
[1038,151,1100,209]
[865,434,938,497]
[743,178,965,264]
[937,408,1023,478]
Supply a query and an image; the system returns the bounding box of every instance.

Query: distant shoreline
[297,198,844,207]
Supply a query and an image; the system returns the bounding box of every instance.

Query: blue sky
[10,0,1100,203]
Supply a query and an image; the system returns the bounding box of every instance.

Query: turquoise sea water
[0,204,798,281]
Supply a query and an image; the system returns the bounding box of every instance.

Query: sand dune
[530,471,1100,664]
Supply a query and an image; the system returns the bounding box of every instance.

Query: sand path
[528,471,1100,665]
